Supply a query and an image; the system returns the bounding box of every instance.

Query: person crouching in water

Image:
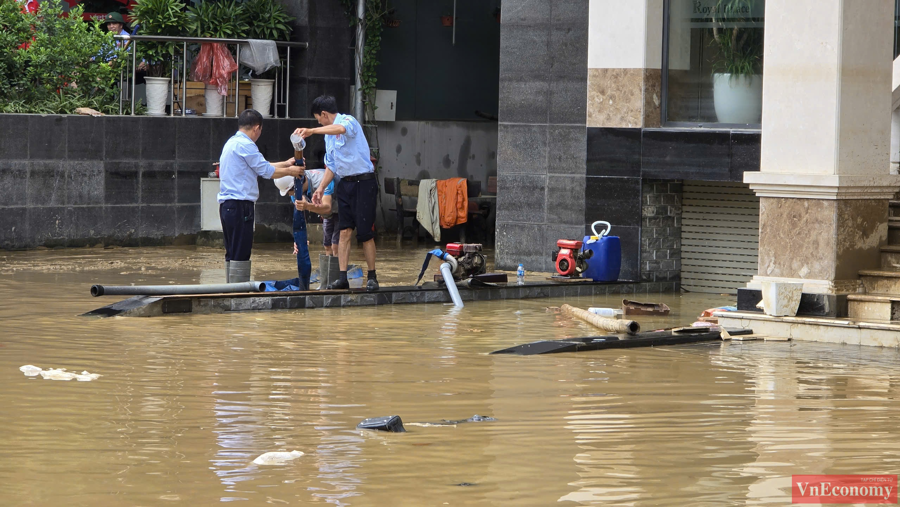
[274,168,336,290]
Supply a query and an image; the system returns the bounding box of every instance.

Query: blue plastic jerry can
[582,221,621,282]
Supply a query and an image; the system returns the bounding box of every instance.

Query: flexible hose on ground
[560,304,640,335]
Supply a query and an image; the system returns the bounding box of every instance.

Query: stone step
[890,199,900,214]
[847,293,900,321]
[859,269,900,294]
[890,223,900,245]
[882,245,900,269]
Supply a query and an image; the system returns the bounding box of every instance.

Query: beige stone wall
[757,197,887,283]
[585,69,661,128]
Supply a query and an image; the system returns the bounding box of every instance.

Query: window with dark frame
[661,0,765,128]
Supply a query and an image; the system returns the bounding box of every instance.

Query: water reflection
[4,246,900,505]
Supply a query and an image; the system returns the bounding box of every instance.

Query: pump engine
[552,239,592,277]
[445,243,487,280]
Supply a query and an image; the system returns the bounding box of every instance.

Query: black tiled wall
[0,114,318,250]
[496,0,589,273]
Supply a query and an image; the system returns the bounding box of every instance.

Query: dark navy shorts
[337,178,377,243]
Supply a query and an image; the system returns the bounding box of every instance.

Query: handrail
[116,35,307,118]
[113,34,308,48]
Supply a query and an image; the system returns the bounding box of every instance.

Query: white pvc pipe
[439,262,464,308]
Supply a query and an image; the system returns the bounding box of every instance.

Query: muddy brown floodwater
[3,244,900,506]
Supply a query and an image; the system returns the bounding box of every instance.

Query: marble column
[744,0,900,295]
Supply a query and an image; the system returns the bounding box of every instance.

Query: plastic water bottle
[588,307,623,318]
[516,264,525,285]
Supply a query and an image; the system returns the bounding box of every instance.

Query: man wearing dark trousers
[293,95,378,291]
[218,109,303,282]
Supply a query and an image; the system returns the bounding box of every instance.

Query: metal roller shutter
[681,181,760,294]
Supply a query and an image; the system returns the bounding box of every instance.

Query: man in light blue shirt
[293,95,379,291]
[218,109,302,282]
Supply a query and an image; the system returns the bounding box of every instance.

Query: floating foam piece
[19,365,42,376]
[75,371,102,381]
[252,450,304,465]
[22,365,102,381]
[39,368,78,381]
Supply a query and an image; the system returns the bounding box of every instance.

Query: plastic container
[582,221,621,282]
[588,307,623,318]
[290,133,306,151]
[516,264,525,285]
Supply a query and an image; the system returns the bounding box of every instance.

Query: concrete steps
[847,293,900,321]
[889,217,900,245]
[859,269,900,295]
[890,200,900,218]
[881,245,900,269]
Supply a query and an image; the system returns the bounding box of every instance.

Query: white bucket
[249,78,274,118]
[204,84,224,117]
[144,77,169,116]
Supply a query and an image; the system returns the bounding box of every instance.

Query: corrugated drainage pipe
[91,282,266,297]
[560,304,639,335]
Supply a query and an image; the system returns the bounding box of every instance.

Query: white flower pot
[713,73,762,124]
[250,79,275,117]
[144,76,170,116]
[204,84,225,117]
[760,282,803,317]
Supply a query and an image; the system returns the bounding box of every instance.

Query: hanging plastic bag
[191,43,214,83]
[240,40,280,75]
[210,43,238,96]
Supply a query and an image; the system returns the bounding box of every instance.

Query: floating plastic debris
[39,369,78,381]
[252,450,304,465]
[19,365,42,376]
[20,365,101,381]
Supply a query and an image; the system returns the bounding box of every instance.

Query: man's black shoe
[366,278,380,292]
[326,279,350,290]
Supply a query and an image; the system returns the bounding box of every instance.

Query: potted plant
[242,0,292,117]
[186,0,247,115]
[709,0,764,124]
[129,0,188,115]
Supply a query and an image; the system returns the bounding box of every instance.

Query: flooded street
[3,244,900,505]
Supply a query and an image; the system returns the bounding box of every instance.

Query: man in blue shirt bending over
[218,109,303,282]
[293,95,379,291]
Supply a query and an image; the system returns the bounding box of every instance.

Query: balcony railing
[114,34,308,118]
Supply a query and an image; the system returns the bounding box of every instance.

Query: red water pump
[445,243,487,279]
[552,239,592,277]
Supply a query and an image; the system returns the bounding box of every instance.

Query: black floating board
[82,295,161,317]
[490,328,753,355]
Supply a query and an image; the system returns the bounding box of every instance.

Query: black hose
[91,282,266,297]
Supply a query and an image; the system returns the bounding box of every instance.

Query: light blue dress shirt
[217,131,276,203]
[324,114,374,179]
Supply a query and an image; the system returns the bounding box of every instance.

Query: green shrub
[0,0,126,114]
[186,0,248,39]
[130,0,189,77]
[244,0,293,41]
[0,0,33,101]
